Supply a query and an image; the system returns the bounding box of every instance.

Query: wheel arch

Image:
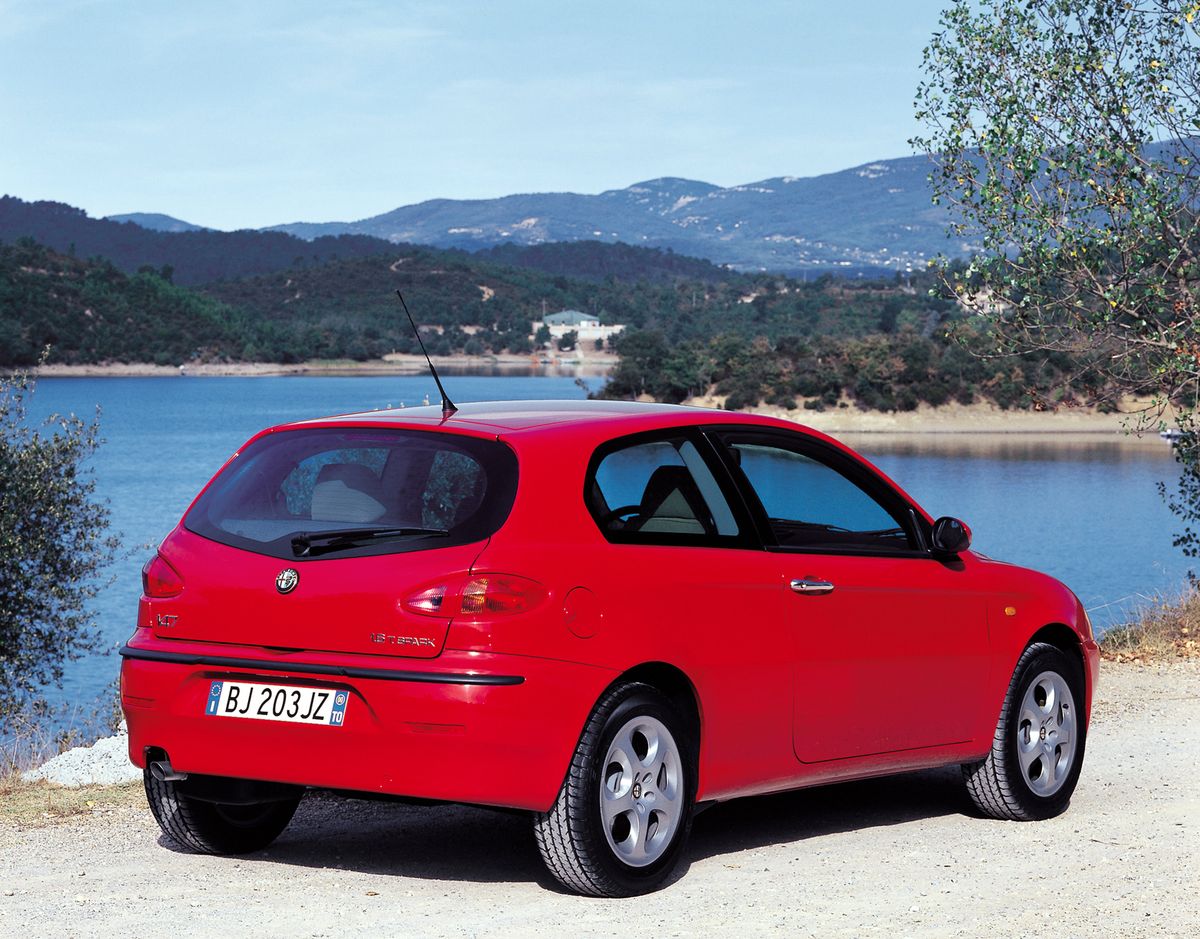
[1024,621,1094,721]
[1028,622,1085,663]
[609,661,702,755]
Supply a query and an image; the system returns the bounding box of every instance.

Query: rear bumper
[120,630,616,812]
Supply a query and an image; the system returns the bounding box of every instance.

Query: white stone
[23,731,140,787]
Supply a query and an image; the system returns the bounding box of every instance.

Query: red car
[121,400,1099,896]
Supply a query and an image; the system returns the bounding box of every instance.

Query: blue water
[851,436,1188,622]
[16,376,1191,713]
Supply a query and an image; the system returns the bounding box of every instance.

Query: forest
[0,233,1114,412]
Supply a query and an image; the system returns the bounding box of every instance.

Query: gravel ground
[1,661,1196,938]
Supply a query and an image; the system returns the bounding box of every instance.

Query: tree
[914,0,1200,554]
[914,0,1200,405]
[602,330,672,399]
[0,366,117,716]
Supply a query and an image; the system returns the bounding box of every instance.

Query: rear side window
[586,435,740,543]
[185,428,517,559]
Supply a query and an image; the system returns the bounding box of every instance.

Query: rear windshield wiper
[291,526,449,557]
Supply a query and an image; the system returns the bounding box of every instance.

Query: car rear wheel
[963,642,1087,821]
[144,768,301,854]
[533,681,695,897]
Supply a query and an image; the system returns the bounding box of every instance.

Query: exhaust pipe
[149,759,188,782]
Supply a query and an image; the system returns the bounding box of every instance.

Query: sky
[1,0,950,230]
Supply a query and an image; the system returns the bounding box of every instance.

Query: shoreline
[686,394,1174,438]
[28,352,619,379]
[18,359,1179,438]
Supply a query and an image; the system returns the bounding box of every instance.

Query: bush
[0,365,117,718]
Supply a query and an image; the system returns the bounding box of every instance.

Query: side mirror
[931,516,971,555]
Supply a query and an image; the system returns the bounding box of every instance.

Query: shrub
[0,365,117,718]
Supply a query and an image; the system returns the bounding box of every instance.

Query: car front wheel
[963,642,1087,821]
[533,681,696,897]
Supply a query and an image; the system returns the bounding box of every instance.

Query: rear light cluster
[142,554,184,598]
[404,574,544,619]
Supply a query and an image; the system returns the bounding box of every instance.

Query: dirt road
[2,662,1196,938]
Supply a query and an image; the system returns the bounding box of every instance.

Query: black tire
[144,768,301,854]
[963,642,1087,821]
[533,681,696,897]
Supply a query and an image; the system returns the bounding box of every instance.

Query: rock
[22,731,141,787]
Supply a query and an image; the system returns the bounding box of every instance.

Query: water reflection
[836,432,1175,463]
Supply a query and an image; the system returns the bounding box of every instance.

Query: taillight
[403,574,544,619]
[142,553,184,598]
[405,584,450,615]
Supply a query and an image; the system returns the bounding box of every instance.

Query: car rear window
[184,427,518,560]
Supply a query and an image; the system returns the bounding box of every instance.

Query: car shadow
[156,764,971,890]
[686,764,968,863]
[156,794,548,886]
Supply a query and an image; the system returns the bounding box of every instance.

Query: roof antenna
[396,289,457,419]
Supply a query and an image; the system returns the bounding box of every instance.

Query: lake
[18,374,1191,713]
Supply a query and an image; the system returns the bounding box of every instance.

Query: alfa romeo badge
[275,568,299,594]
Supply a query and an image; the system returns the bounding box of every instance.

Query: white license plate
[205,680,348,727]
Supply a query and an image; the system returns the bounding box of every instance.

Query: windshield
[185,427,518,559]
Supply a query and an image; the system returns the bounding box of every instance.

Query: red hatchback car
[121,400,1099,896]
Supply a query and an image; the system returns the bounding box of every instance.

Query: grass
[0,682,133,826]
[1099,590,1200,663]
[0,776,142,826]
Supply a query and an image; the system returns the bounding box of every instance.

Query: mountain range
[263,155,966,273]
[31,153,971,275]
[0,196,733,287]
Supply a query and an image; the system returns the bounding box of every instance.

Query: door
[580,430,798,795]
[713,431,989,764]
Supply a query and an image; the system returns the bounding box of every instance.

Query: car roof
[260,400,933,525]
[294,399,776,434]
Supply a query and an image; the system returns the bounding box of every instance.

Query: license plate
[205,680,348,727]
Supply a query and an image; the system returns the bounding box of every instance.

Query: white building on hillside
[537,309,625,342]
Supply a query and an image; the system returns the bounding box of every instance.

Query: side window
[587,436,739,541]
[723,438,915,552]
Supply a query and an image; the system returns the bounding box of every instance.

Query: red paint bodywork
[122,401,1099,812]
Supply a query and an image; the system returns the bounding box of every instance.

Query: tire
[534,681,696,897]
[144,768,301,854]
[963,642,1087,821]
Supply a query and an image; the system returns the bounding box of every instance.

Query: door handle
[790,578,835,596]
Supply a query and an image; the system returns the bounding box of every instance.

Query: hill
[1,197,738,288]
[0,238,263,365]
[0,237,753,365]
[104,212,208,233]
[471,240,733,283]
[263,157,970,273]
[0,197,401,286]
[3,233,955,368]
[3,235,1102,414]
